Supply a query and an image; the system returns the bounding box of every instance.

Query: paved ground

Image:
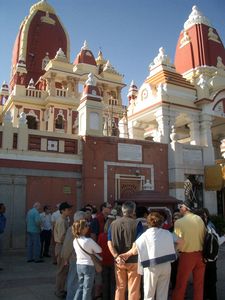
[0,244,225,300]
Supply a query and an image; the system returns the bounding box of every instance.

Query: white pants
[143,262,171,300]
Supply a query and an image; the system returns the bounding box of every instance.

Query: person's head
[100,202,112,217]
[147,212,164,228]
[172,211,182,223]
[136,206,149,219]
[178,200,193,215]
[59,202,73,217]
[43,205,51,214]
[72,219,89,238]
[33,202,41,212]
[91,205,98,215]
[202,207,210,222]
[73,210,87,222]
[85,204,93,214]
[122,201,136,218]
[0,203,6,214]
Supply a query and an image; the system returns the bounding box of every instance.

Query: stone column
[118,114,129,138]
[155,110,170,143]
[17,112,28,151]
[200,114,217,213]
[47,106,54,132]
[102,84,108,102]
[203,191,217,215]
[187,116,200,145]
[128,120,144,140]
[2,111,14,150]
[116,86,122,105]
[40,109,46,131]
[73,79,79,97]
[67,77,73,97]
[200,114,215,164]
[67,108,72,134]
[200,114,213,147]
[221,138,225,158]
[48,73,56,96]
[168,141,185,200]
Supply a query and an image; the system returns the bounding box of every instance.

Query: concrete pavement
[0,244,225,300]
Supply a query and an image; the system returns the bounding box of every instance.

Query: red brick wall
[82,136,168,208]
[26,176,77,213]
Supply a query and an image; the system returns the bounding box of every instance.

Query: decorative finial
[19,112,27,125]
[184,5,211,30]
[143,180,152,190]
[81,40,89,51]
[28,78,35,89]
[55,48,67,61]
[85,73,96,86]
[4,111,13,123]
[149,47,171,69]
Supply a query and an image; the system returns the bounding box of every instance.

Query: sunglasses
[177,204,184,209]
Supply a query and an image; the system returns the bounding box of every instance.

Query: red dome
[74,49,96,66]
[10,5,69,90]
[83,85,101,98]
[174,6,225,74]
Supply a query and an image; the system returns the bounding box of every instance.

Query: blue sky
[0,0,225,105]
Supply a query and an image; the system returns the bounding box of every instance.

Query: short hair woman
[72,219,102,300]
[120,212,177,300]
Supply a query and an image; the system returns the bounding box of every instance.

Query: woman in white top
[72,219,102,300]
[120,212,177,300]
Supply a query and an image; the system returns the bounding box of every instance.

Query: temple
[0,2,224,248]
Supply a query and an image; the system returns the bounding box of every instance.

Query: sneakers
[34,259,44,263]
[43,254,51,257]
[27,259,34,263]
[54,291,66,299]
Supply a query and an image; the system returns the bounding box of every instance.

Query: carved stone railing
[56,88,67,97]
[26,88,42,98]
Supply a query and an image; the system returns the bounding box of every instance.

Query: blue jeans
[74,264,95,300]
[66,260,78,300]
[27,232,41,261]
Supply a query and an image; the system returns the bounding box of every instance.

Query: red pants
[172,251,205,300]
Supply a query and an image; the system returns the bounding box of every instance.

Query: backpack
[202,227,219,262]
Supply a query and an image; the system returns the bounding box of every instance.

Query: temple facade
[0,1,224,248]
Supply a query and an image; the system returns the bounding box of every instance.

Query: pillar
[187,116,200,145]
[2,111,14,150]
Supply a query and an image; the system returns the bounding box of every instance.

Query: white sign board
[183,149,202,165]
[118,143,142,162]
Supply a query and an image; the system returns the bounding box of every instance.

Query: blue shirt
[26,208,41,233]
[0,213,6,234]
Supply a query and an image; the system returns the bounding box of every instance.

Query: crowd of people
[2,198,224,300]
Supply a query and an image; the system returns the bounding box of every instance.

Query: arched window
[42,53,50,70]
[26,115,38,129]
[55,115,64,129]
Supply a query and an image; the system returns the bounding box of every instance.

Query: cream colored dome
[30,0,55,14]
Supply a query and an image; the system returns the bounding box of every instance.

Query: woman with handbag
[72,219,102,300]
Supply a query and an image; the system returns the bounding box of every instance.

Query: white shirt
[51,210,60,224]
[73,236,102,266]
[40,212,52,231]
